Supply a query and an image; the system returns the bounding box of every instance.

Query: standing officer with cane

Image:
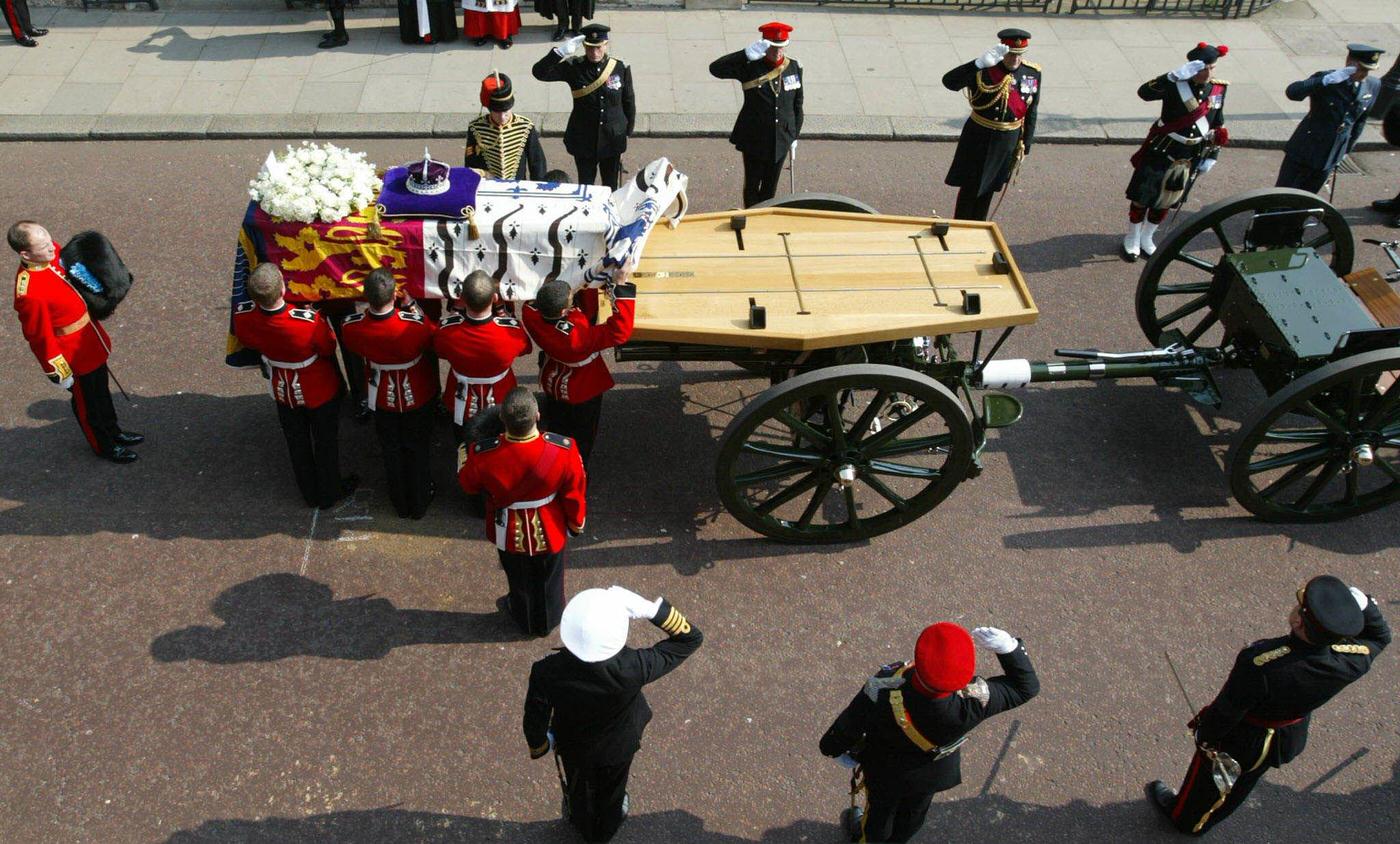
[710,21,804,208]
[532,24,636,190]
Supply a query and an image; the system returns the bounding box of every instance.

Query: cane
[107,364,133,404]
[553,747,570,820]
[842,764,866,842]
[1164,650,1240,793]
[788,140,798,194]
[987,139,1025,222]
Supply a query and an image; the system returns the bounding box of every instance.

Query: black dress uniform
[1277,45,1386,193]
[942,29,1040,221]
[710,22,804,208]
[465,72,548,181]
[539,0,593,41]
[531,24,636,189]
[1127,70,1228,210]
[820,625,1039,843]
[1148,576,1390,836]
[524,598,703,843]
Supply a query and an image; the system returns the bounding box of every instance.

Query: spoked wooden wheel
[1136,188,1354,351]
[1229,349,1400,522]
[716,364,973,543]
[751,192,879,214]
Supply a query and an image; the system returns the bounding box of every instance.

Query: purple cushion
[376,166,481,218]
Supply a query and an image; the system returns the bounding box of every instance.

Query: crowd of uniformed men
[8,15,1398,844]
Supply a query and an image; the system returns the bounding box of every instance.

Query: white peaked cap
[560,588,629,662]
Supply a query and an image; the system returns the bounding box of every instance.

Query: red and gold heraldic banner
[227,202,426,366]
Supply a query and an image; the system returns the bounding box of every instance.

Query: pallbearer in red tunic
[341,268,439,519]
[462,0,520,49]
[233,263,356,509]
[458,387,587,636]
[433,269,532,442]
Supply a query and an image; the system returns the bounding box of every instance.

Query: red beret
[913,622,975,697]
[759,21,792,45]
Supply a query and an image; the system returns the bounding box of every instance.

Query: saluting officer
[820,623,1039,843]
[465,73,548,181]
[1146,575,1389,836]
[1123,43,1231,261]
[525,586,703,842]
[942,29,1041,221]
[710,21,804,208]
[1277,44,1385,193]
[533,23,635,190]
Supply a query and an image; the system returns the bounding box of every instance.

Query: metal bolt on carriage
[615,189,1400,543]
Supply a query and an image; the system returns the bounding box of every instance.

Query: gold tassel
[466,206,479,240]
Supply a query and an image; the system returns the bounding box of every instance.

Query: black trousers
[576,155,622,190]
[2,0,32,41]
[553,0,586,32]
[327,0,347,34]
[1167,747,1271,835]
[742,151,786,208]
[1275,155,1330,194]
[953,186,996,221]
[324,309,365,403]
[859,778,937,843]
[69,364,120,456]
[276,394,344,507]
[497,548,565,636]
[561,752,633,842]
[542,393,603,466]
[373,404,433,519]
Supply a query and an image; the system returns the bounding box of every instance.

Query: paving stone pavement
[1,1,1397,144]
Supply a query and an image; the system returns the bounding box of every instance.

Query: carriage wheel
[1136,188,1354,351]
[1229,348,1400,522]
[751,192,879,215]
[716,364,974,543]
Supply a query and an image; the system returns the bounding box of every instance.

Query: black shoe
[1144,780,1177,820]
[319,474,360,507]
[474,36,489,46]
[1372,198,1400,214]
[552,26,565,41]
[354,399,372,423]
[1389,215,1400,230]
[105,445,139,464]
[114,431,145,446]
[498,37,512,49]
[27,27,48,37]
[495,594,513,615]
[17,37,37,47]
[318,32,349,49]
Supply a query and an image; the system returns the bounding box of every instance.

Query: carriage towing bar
[974,338,1226,408]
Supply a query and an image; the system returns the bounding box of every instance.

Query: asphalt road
[1,138,1398,844]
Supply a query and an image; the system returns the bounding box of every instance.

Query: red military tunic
[458,431,587,555]
[340,308,439,412]
[13,244,111,382]
[232,301,342,409]
[523,287,636,405]
[434,311,532,425]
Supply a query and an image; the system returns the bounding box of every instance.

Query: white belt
[370,354,423,373]
[559,352,600,369]
[1165,131,1203,145]
[506,493,556,510]
[457,368,510,386]
[263,354,318,370]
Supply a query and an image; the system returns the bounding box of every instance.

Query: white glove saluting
[607,585,663,620]
[1168,59,1207,82]
[745,38,773,61]
[971,626,1019,654]
[1197,157,1216,175]
[835,753,858,769]
[975,43,1010,70]
[1349,586,1371,610]
[555,34,585,57]
[1322,66,1358,86]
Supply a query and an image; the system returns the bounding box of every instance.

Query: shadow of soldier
[151,573,523,663]
[127,25,386,63]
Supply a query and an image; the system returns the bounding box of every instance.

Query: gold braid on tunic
[967,69,1023,132]
[467,113,535,180]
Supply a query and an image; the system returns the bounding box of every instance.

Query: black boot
[318,31,349,49]
[27,27,48,37]
[1144,780,1177,821]
[551,24,565,41]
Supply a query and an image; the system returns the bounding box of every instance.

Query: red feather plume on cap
[479,76,503,109]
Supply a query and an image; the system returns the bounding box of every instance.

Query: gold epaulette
[1253,645,1290,666]
[16,269,29,296]
[1332,643,1369,655]
[1022,60,1042,71]
[659,605,691,635]
[1210,78,1229,87]
[456,443,469,472]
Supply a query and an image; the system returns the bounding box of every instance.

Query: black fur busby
[61,230,132,320]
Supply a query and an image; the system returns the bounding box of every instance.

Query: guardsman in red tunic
[9,221,141,463]
[340,268,439,519]
[522,267,636,465]
[458,386,586,637]
[232,263,356,508]
[434,269,532,442]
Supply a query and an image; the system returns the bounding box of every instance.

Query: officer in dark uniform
[524,586,703,843]
[942,29,1041,221]
[1146,575,1390,836]
[1276,44,1385,193]
[532,23,636,190]
[710,21,804,208]
[820,622,1039,843]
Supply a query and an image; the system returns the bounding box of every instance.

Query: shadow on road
[151,573,522,663]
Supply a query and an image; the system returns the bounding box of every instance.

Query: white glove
[1197,157,1216,175]
[975,43,1010,70]
[836,753,858,769]
[1349,586,1370,610]
[55,375,74,390]
[607,585,662,620]
[1168,59,1207,82]
[745,39,772,62]
[555,34,585,57]
[546,729,555,751]
[971,626,1019,654]
[1322,66,1358,86]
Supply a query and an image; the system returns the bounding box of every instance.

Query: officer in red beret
[1146,575,1389,836]
[820,622,1039,842]
[709,21,804,207]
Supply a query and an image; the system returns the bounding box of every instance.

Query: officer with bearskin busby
[819,622,1039,842]
[1122,43,1230,262]
[465,72,548,181]
[532,23,636,190]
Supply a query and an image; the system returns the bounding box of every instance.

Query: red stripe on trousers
[3,0,26,40]
[1171,751,1204,822]
[69,377,102,454]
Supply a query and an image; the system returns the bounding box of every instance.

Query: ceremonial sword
[1164,650,1241,793]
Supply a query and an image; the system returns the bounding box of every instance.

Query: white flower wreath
[249,142,382,224]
